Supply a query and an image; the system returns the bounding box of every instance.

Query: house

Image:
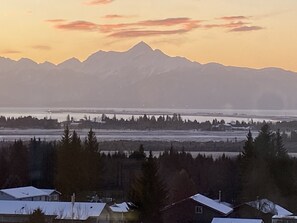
[0,186,61,202]
[0,200,109,223]
[162,193,233,223]
[109,202,137,222]
[232,199,293,223]
[272,215,297,223]
[212,218,263,223]
[0,186,49,201]
[40,189,61,201]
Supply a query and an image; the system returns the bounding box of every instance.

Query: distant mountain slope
[0,42,297,109]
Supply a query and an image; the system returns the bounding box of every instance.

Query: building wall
[272,218,297,223]
[20,195,48,201]
[0,192,48,201]
[0,192,16,200]
[231,204,272,223]
[48,192,60,201]
[162,199,227,223]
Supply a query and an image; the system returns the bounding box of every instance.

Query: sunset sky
[1,0,297,71]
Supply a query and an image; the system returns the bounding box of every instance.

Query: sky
[1,0,297,72]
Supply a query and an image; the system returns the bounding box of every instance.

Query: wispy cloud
[204,21,248,29]
[109,29,191,38]
[204,15,264,32]
[0,50,22,54]
[219,16,250,21]
[102,14,133,19]
[54,20,98,31]
[230,26,264,32]
[31,45,52,50]
[46,15,263,38]
[47,17,201,37]
[46,19,66,23]
[85,0,113,5]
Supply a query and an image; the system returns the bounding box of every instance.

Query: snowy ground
[0,129,257,142]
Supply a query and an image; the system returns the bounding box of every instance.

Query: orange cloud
[55,20,98,31]
[85,0,113,5]
[1,50,22,54]
[230,26,264,32]
[31,45,52,50]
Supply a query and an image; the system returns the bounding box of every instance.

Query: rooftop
[212,218,263,223]
[191,194,233,215]
[247,199,292,216]
[0,186,48,199]
[0,200,106,220]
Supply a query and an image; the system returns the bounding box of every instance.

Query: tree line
[1,124,297,220]
[4,114,297,133]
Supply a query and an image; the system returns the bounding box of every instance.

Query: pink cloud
[138,18,200,27]
[230,26,264,32]
[85,0,113,5]
[46,16,264,38]
[220,16,249,21]
[204,21,248,29]
[102,14,133,19]
[55,20,98,31]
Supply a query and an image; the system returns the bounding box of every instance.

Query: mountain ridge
[0,42,297,109]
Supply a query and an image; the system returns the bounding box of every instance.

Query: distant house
[272,215,297,223]
[109,202,137,222]
[0,186,48,201]
[232,199,293,223]
[0,200,109,223]
[212,218,263,223]
[0,186,61,202]
[40,189,61,201]
[162,193,233,223]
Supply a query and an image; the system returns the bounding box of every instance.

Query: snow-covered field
[0,129,257,142]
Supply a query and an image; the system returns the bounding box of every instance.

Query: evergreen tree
[275,129,288,158]
[28,208,45,223]
[254,124,276,159]
[5,140,29,187]
[56,126,82,199]
[84,128,101,191]
[129,151,168,223]
[242,130,254,160]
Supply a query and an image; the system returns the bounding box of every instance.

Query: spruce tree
[129,151,168,223]
[56,126,77,199]
[275,129,288,158]
[242,130,254,160]
[84,129,101,191]
[28,208,45,223]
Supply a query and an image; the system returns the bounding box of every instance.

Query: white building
[212,218,263,223]
[0,200,109,223]
[0,186,49,201]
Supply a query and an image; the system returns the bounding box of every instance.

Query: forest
[0,124,297,220]
[3,114,297,134]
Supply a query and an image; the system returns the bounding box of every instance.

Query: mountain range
[1,41,297,109]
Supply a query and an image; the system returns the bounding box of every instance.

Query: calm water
[1,107,296,142]
[1,107,297,122]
